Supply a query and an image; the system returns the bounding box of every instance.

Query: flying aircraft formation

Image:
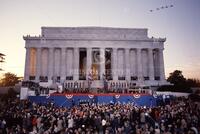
[149,4,174,12]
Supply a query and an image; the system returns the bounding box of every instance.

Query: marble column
[36,47,42,82]
[73,48,79,81]
[86,48,92,80]
[100,48,105,80]
[159,48,165,81]
[148,48,154,80]
[137,48,143,83]
[112,48,118,81]
[24,47,31,81]
[48,48,54,82]
[125,48,130,81]
[61,47,66,82]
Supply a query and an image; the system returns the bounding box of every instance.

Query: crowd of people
[0,97,199,134]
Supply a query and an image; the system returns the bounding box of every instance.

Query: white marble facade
[23,27,167,88]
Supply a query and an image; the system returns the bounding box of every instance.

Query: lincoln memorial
[23,27,168,89]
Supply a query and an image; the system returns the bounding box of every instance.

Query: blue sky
[0,0,200,79]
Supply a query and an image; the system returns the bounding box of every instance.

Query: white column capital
[61,47,66,50]
[87,47,92,50]
[74,47,79,50]
[49,47,54,50]
[36,47,42,50]
[125,48,130,50]
[113,48,118,51]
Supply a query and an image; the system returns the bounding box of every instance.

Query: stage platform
[28,93,160,108]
